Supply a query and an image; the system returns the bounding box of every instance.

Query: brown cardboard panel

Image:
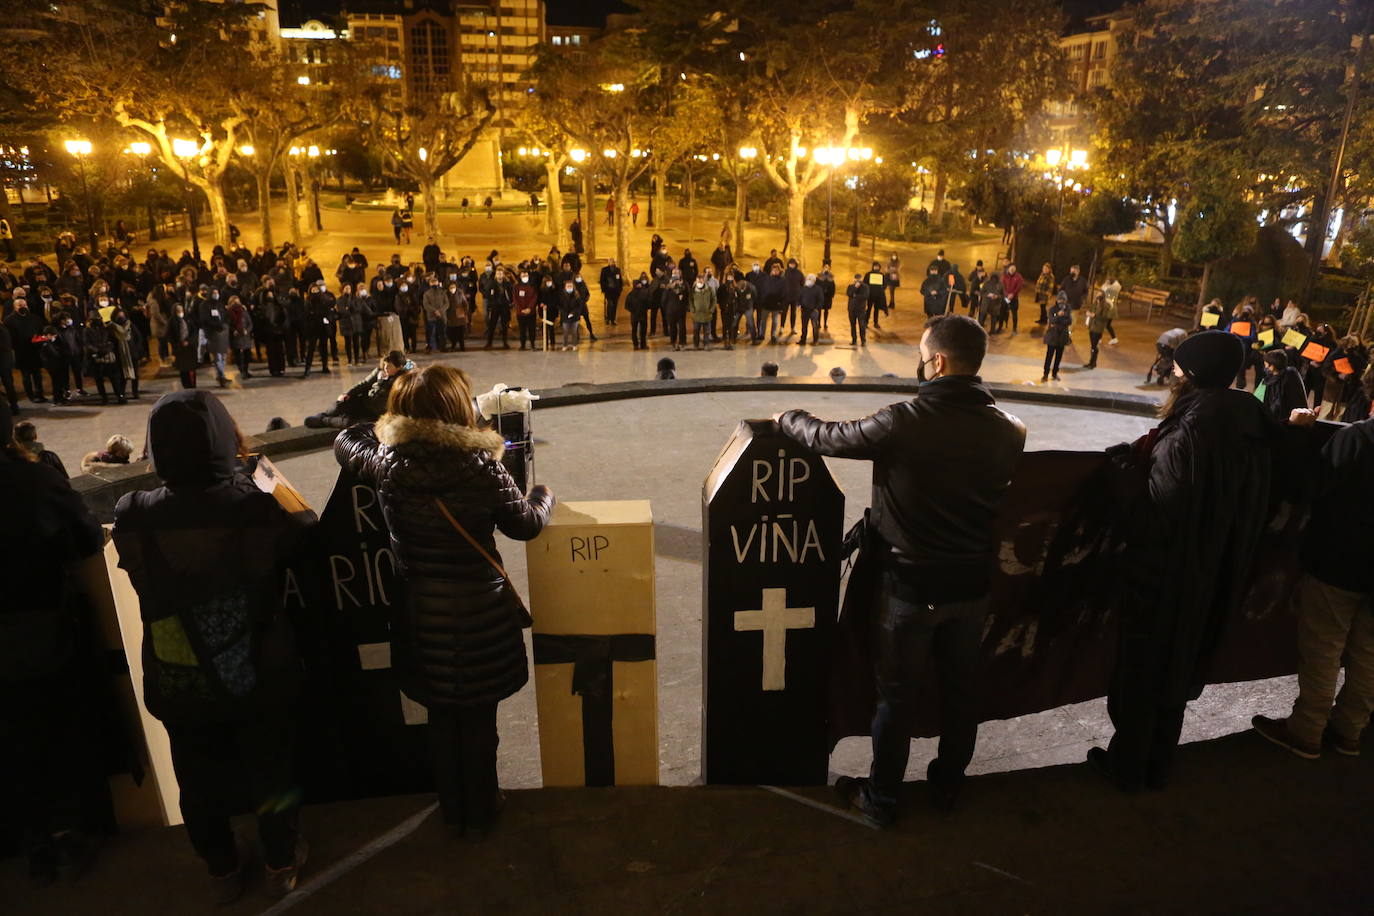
[527,500,658,787]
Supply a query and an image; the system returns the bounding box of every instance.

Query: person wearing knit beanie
[1172,330,1245,389]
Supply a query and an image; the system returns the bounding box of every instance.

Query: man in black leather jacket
[777,314,1026,825]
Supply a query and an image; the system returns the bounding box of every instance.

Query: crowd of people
[0,226,930,423]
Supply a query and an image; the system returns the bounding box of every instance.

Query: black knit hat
[1175,330,1245,389]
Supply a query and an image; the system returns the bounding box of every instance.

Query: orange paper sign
[1228,321,1252,337]
[1334,357,1354,376]
[1300,342,1330,362]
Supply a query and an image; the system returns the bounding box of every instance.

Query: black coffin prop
[285,470,431,801]
[702,419,844,785]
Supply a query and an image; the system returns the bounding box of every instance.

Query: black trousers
[517,315,536,348]
[604,293,620,324]
[266,337,286,376]
[666,312,687,348]
[849,311,868,345]
[486,309,510,346]
[427,703,499,829]
[1043,345,1065,377]
[92,368,125,401]
[165,713,299,875]
[631,313,648,348]
[18,364,44,400]
[303,332,335,372]
[446,325,467,351]
[1105,624,1188,790]
[720,306,739,346]
[866,576,990,816]
[799,309,820,345]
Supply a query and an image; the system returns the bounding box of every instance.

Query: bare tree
[366,79,496,239]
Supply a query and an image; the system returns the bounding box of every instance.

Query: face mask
[399,285,408,292]
[520,275,528,283]
[99,298,110,306]
[565,286,574,294]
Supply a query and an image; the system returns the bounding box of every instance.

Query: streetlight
[814,146,840,262]
[64,139,99,254]
[569,148,587,222]
[1043,146,1089,270]
[124,142,158,241]
[171,137,202,261]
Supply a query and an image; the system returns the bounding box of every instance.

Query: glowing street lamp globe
[172,138,199,159]
[64,139,93,156]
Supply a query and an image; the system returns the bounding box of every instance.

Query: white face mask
[399,285,408,292]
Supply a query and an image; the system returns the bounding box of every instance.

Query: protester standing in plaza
[1042,291,1072,382]
[335,366,554,838]
[776,315,1026,825]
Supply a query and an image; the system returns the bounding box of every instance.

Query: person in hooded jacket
[5,293,46,402]
[1041,291,1072,382]
[335,366,553,838]
[661,276,689,351]
[847,274,870,346]
[258,284,289,377]
[112,391,317,903]
[1089,331,1285,792]
[195,287,230,388]
[54,311,87,400]
[689,277,715,350]
[920,265,945,319]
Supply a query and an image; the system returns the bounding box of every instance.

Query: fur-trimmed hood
[375,413,506,460]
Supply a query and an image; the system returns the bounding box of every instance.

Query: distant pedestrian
[630,201,640,226]
[461,197,470,218]
[484,196,494,220]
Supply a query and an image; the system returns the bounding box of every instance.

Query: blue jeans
[425,318,445,351]
[865,574,989,816]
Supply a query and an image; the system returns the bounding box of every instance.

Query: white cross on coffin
[358,642,429,725]
[734,588,815,692]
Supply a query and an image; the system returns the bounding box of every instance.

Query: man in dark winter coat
[1089,331,1283,792]
[782,258,805,336]
[777,315,1026,825]
[625,274,652,350]
[5,293,46,402]
[599,258,624,326]
[1057,264,1088,312]
[112,391,317,902]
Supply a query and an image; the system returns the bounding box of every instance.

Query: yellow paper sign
[1200,311,1220,328]
[1282,329,1308,349]
[1257,329,1275,347]
[99,305,116,323]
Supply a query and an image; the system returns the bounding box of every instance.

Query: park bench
[1125,286,1173,322]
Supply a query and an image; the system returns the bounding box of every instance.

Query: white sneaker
[1109,338,1119,345]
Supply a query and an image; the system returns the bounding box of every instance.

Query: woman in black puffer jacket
[334,365,553,837]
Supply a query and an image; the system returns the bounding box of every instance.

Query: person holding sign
[335,365,554,839]
[776,314,1026,825]
[1255,351,1308,421]
[1089,330,1282,793]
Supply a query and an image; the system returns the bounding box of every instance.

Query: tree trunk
[685,168,696,216]
[582,171,596,262]
[544,160,571,252]
[1329,205,1352,268]
[284,164,303,246]
[255,168,274,250]
[421,177,441,239]
[1193,260,1213,324]
[1159,215,1176,277]
[307,178,322,233]
[931,169,948,221]
[786,188,806,270]
[654,166,666,231]
[615,179,632,273]
[734,179,747,261]
[203,175,232,250]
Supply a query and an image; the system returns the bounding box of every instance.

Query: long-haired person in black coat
[1089,331,1283,792]
[335,365,554,837]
